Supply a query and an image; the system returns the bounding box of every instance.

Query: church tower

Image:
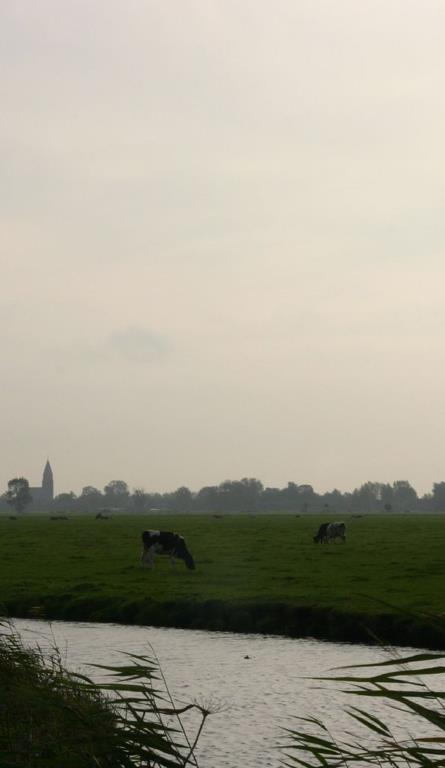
[42,460,54,502]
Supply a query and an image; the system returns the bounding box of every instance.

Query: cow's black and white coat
[313,521,346,543]
[141,530,195,570]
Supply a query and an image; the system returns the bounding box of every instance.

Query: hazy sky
[3,1,445,497]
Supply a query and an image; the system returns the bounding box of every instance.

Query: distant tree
[132,488,148,512]
[6,478,32,514]
[52,492,77,511]
[281,482,300,510]
[217,480,240,511]
[170,486,194,512]
[296,484,315,512]
[260,487,283,511]
[259,483,316,512]
[418,492,433,512]
[352,482,382,513]
[216,478,263,512]
[79,486,103,511]
[147,492,164,511]
[195,486,219,512]
[392,480,417,512]
[380,483,394,512]
[103,481,130,509]
[432,482,445,511]
[321,489,345,512]
[239,478,263,510]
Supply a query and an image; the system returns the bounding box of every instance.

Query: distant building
[29,460,54,506]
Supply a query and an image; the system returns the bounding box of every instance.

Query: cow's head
[175,537,196,570]
[183,551,196,570]
[313,523,329,543]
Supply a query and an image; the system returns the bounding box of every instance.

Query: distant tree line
[3,476,445,514]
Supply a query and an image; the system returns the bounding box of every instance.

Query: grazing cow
[313,522,330,543]
[326,521,346,542]
[141,530,195,570]
[313,521,346,543]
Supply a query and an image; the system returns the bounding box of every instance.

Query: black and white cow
[141,530,195,570]
[326,522,346,542]
[313,521,346,543]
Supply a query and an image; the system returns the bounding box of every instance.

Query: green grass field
[1,514,444,645]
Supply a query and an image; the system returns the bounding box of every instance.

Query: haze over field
[2,1,445,496]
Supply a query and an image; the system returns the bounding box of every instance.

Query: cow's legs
[141,545,156,568]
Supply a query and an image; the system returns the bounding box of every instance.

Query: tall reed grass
[0,620,211,767]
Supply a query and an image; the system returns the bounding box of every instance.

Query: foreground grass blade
[282,650,445,768]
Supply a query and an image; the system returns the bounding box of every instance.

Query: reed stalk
[0,620,211,767]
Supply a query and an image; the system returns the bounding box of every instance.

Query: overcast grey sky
[2,1,445,497]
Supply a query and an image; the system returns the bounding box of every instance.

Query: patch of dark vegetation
[4,595,445,650]
[0,620,211,767]
[0,625,118,765]
[71,582,98,592]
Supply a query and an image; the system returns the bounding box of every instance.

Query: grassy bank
[1,514,444,648]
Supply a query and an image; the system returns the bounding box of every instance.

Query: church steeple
[42,459,54,501]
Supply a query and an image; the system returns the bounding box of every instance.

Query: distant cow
[313,521,346,543]
[141,530,195,570]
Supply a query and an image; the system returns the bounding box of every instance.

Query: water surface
[13,619,424,768]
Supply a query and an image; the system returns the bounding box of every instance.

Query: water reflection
[13,619,422,768]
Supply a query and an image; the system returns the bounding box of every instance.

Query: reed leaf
[282,650,445,768]
[335,653,445,670]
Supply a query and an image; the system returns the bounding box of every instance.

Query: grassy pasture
[0,514,444,645]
